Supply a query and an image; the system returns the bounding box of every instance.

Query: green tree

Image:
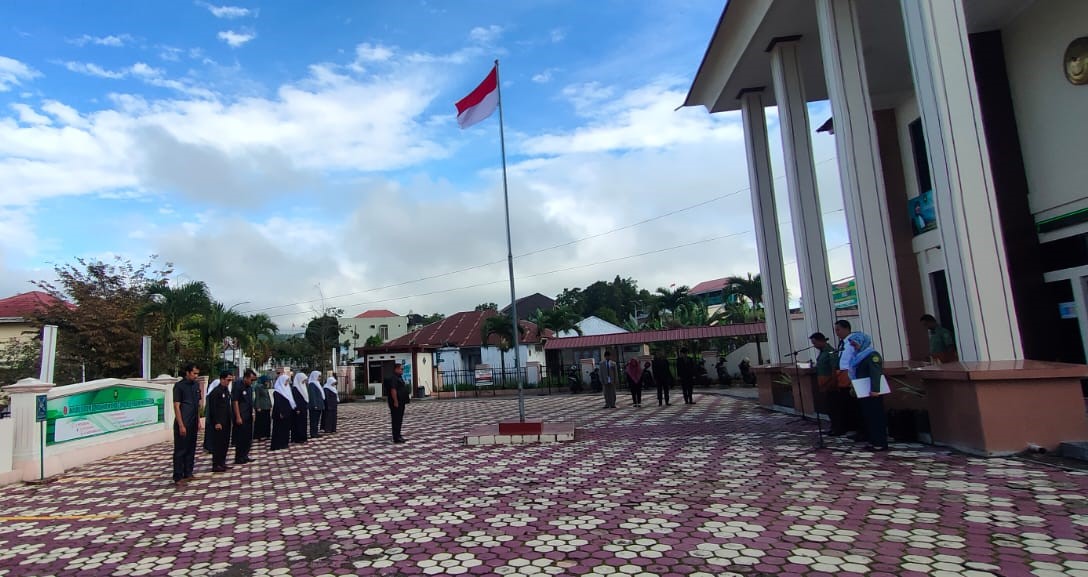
[186,301,248,372]
[654,285,692,315]
[364,334,384,347]
[474,302,498,312]
[725,273,763,310]
[0,337,40,386]
[140,280,211,375]
[480,313,527,384]
[420,312,445,325]
[270,334,314,367]
[305,311,344,370]
[238,313,278,369]
[529,307,583,338]
[32,256,172,382]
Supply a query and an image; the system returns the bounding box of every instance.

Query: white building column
[768,39,837,346]
[740,88,791,362]
[900,0,1022,361]
[814,0,908,361]
[2,378,53,469]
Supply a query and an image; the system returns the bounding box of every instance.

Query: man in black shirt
[172,363,201,488]
[677,347,696,404]
[232,369,257,465]
[207,371,234,473]
[383,363,409,443]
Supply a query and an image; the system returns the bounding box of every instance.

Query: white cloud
[68,34,133,47]
[469,25,503,45]
[217,30,256,47]
[10,103,51,126]
[531,69,557,84]
[355,43,394,63]
[550,28,566,43]
[0,56,40,91]
[60,61,216,99]
[63,61,127,79]
[202,3,253,19]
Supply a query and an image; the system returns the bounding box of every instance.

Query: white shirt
[838,340,854,370]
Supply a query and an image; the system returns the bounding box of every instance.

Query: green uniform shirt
[815,344,836,377]
[929,326,955,354]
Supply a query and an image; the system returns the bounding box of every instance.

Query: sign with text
[35,394,47,422]
[832,278,858,310]
[46,387,165,445]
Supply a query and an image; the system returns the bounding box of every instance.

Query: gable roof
[0,291,73,319]
[361,309,552,353]
[689,277,732,296]
[500,293,555,320]
[354,309,400,319]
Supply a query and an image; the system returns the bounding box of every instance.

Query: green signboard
[832,278,857,310]
[46,386,166,446]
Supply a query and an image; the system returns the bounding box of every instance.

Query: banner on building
[832,277,858,310]
[46,386,166,445]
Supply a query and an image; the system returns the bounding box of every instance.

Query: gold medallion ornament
[1066,37,1088,86]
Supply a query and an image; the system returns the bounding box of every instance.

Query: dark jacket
[853,350,884,395]
[232,383,253,424]
[173,378,200,426]
[651,357,674,385]
[307,382,325,411]
[252,380,272,411]
[207,385,233,428]
[383,375,410,408]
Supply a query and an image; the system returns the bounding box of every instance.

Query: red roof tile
[543,322,766,350]
[689,277,732,295]
[361,309,552,353]
[354,309,400,318]
[0,291,73,318]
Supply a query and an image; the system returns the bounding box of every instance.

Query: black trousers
[270,413,291,450]
[291,410,308,443]
[172,419,198,482]
[389,405,405,441]
[859,395,888,448]
[681,378,694,403]
[309,409,323,438]
[322,397,338,433]
[233,421,253,463]
[254,410,271,439]
[211,425,230,469]
[657,382,670,405]
[628,376,642,405]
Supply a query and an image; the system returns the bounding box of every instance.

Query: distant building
[689,277,733,315]
[500,293,555,321]
[0,291,72,343]
[557,316,628,338]
[339,309,408,355]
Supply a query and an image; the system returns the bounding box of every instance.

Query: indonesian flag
[455,66,499,129]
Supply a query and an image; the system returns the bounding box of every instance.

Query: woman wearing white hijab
[290,372,310,444]
[321,375,338,434]
[270,374,295,451]
[306,370,325,439]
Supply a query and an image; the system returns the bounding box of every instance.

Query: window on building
[379,325,389,340]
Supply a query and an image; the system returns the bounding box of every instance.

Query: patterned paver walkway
[1,393,1087,577]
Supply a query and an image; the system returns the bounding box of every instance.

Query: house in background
[339,309,408,356]
[500,293,555,321]
[0,291,71,343]
[689,277,734,315]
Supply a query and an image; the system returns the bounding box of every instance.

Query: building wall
[0,322,35,342]
[339,316,408,348]
[1002,0,1088,223]
[480,344,547,369]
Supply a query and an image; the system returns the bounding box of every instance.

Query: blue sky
[0,0,850,330]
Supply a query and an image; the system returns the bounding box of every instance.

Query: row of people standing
[810,320,888,452]
[602,348,701,409]
[269,371,339,451]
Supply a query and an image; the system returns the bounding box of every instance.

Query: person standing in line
[322,374,339,434]
[290,372,309,444]
[252,375,272,440]
[638,361,656,407]
[834,319,864,442]
[383,363,409,443]
[625,357,644,407]
[232,369,257,465]
[207,371,234,472]
[652,351,673,406]
[677,347,696,404]
[920,314,958,363]
[306,370,325,439]
[270,374,294,451]
[172,363,201,488]
[600,351,618,409]
[202,376,222,454]
[847,332,889,452]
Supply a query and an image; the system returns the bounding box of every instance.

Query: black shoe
[828,430,848,437]
[394,438,406,444]
[865,445,889,452]
[211,466,228,473]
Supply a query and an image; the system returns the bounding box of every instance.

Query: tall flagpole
[494,59,525,422]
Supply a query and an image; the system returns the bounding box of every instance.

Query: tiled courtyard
[2,392,1087,577]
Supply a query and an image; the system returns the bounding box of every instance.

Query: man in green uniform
[921,314,958,363]
[809,332,847,436]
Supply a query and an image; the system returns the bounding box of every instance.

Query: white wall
[340,315,409,348]
[1002,0,1088,223]
[480,344,546,369]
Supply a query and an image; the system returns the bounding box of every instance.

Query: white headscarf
[273,375,295,409]
[206,379,221,397]
[324,376,337,393]
[292,372,310,402]
[308,370,326,399]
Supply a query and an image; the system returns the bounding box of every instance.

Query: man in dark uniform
[232,369,257,465]
[172,363,201,488]
[207,371,234,472]
[252,375,272,440]
[651,351,673,406]
[809,332,843,434]
[677,347,696,404]
[383,363,409,443]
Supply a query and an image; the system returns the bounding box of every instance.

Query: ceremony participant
[252,375,272,440]
[652,351,673,406]
[625,357,644,407]
[270,374,295,451]
[638,361,656,407]
[847,331,889,452]
[306,370,325,439]
[834,319,864,441]
[809,332,845,435]
[207,371,234,472]
[172,363,201,488]
[290,372,309,444]
[322,374,339,433]
[232,369,256,464]
[677,347,696,404]
[202,376,222,454]
[921,314,958,363]
[600,351,618,409]
[383,363,410,443]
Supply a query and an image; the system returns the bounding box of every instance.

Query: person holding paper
[847,332,890,452]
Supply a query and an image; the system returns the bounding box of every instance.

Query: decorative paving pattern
[0,392,1087,576]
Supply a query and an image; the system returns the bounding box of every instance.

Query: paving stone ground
[1,392,1087,577]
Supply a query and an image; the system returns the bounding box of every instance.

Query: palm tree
[187,301,247,370]
[529,307,583,338]
[480,314,527,385]
[655,285,692,314]
[724,274,763,310]
[140,281,211,374]
[239,313,277,370]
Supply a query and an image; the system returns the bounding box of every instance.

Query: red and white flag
[455,66,499,129]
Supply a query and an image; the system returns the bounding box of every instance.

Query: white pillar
[39,325,57,383]
[901,0,1022,361]
[815,0,909,361]
[740,88,791,362]
[3,378,53,465]
[768,39,837,346]
[142,335,152,380]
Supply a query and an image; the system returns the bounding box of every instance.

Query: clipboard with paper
[851,375,891,397]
